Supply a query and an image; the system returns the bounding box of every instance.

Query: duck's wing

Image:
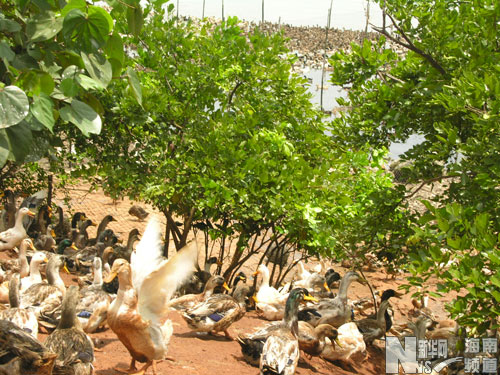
[186,294,236,316]
[138,238,198,323]
[261,332,299,374]
[130,216,165,293]
[0,228,16,242]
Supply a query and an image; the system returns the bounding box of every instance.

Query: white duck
[20,252,48,292]
[105,216,198,375]
[0,207,35,251]
[321,322,366,362]
[254,264,289,320]
[77,257,113,333]
[295,261,311,281]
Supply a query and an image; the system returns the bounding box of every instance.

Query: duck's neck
[204,262,214,273]
[57,242,69,255]
[58,288,78,329]
[93,263,103,286]
[127,233,139,252]
[116,266,136,307]
[283,298,299,338]
[376,301,390,326]
[14,211,26,230]
[96,216,112,237]
[18,242,29,278]
[80,223,90,238]
[297,261,306,276]
[337,275,355,303]
[8,277,20,308]
[29,260,43,282]
[47,262,66,294]
[202,283,216,298]
[259,266,270,287]
[414,321,428,340]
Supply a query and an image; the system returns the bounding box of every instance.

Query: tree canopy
[67,6,396,282]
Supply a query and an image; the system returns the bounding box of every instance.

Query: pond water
[303,69,421,159]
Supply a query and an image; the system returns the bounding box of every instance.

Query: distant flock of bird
[0,189,460,375]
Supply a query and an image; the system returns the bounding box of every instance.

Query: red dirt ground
[2,183,456,374]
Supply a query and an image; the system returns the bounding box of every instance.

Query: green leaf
[31,93,55,132]
[490,274,500,289]
[81,52,112,89]
[4,121,33,162]
[126,67,142,106]
[61,0,86,17]
[0,86,29,128]
[60,78,79,97]
[0,132,10,167]
[492,290,500,303]
[63,7,113,52]
[60,99,101,136]
[0,17,21,32]
[0,41,15,61]
[108,58,123,78]
[104,33,125,64]
[26,12,63,42]
[127,4,143,37]
[488,251,500,265]
[76,74,103,90]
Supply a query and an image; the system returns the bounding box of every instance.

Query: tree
[329,0,500,332]
[70,6,396,284]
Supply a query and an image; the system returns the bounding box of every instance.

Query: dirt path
[1,183,456,374]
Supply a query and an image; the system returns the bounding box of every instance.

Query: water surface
[176,0,384,30]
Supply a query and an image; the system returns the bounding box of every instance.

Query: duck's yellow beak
[28,241,35,251]
[43,257,49,263]
[104,271,118,283]
[252,271,259,277]
[303,294,319,303]
[63,264,70,274]
[90,221,98,226]
[51,230,56,237]
[252,295,259,304]
[27,210,36,218]
[323,281,331,292]
[222,282,231,292]
[71,244,78,251]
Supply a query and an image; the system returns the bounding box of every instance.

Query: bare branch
[403,175,458,200]
[372,14,448,77]
[227,81,243,107]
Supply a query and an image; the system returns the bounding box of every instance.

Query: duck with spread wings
[105,216,198,375]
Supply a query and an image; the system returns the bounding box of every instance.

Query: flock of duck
[0,190,459,375]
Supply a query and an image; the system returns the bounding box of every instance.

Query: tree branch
[227,81,243,107]
[403,175,458,200]
[371,13,448,77]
